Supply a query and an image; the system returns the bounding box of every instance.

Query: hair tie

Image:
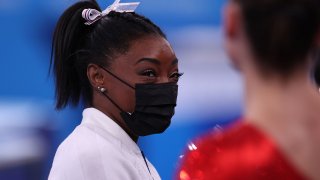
[82,0,140,25]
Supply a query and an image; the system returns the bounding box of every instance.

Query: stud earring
[97,86,106,93]
[100,87,106,93]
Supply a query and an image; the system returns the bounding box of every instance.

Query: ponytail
[51,1,100,109]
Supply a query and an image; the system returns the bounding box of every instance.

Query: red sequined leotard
[177,123,307,180]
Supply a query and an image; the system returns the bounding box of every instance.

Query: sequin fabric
[177,123,306,180]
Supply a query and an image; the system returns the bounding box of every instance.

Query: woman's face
[101,35,180,113]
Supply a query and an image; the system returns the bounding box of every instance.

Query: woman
[48,0,182,179]
[178,0,320,179]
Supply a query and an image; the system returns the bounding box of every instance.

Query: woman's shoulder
[53,124,122,160]
[49,125,136,180]
[178,123,264,175]
[177,122,305,180]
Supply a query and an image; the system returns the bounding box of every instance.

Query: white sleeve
[48,127,140,180]
[48,139,86,180]
[48,126,108,180]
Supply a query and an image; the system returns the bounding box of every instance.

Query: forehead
[118,36,176,64]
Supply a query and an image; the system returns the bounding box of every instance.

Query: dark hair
[50,0,166,110]
[233,0,320,76]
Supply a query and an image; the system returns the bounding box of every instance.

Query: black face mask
[99,66,178,136]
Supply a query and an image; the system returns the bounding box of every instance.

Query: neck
[244,68,320,128]
[243,67,320,179]
[92,93,139,143]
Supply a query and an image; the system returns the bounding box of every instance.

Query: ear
[223,2,241,39]
[87,64,105,89]
[223,2,245,71]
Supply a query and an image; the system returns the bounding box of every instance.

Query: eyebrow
[171,58,178,65]
[135,58,179,65]
[135,58,160,65]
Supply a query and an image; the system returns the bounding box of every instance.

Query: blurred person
[48,0,182,179]
[177,0,320,179]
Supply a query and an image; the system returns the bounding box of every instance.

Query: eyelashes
[141,69,156,77]
[139,69,184,82]
[170,72,184,79]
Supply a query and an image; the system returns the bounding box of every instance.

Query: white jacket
[48,108,161,180]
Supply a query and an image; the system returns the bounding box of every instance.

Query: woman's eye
[170,72,184,80]
[142,70,156,77]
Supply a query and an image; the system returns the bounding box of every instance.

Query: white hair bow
[82,0,140,25]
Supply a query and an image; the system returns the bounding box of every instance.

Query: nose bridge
[157,74,170,83]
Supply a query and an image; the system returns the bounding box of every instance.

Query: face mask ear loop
[99,90,130,115]
[98,65,135,89]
